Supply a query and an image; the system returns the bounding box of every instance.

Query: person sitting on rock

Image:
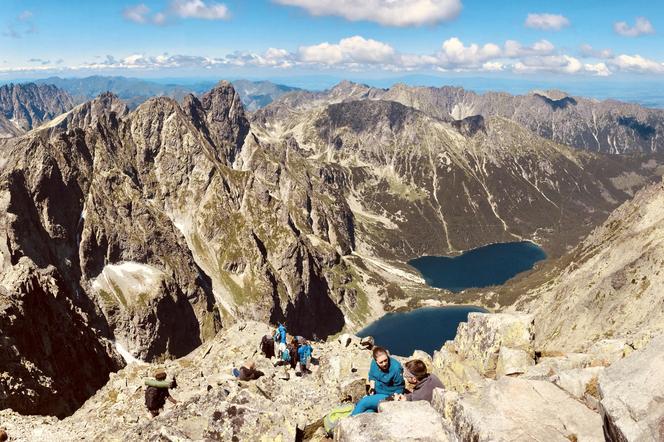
[394,359,444,403]
[233,360,264,381]
[144,370,177,417]
[351,346,404,415]
[260,333,275,359]
[297,339,313,376]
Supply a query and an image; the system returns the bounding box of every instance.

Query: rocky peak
[197,81,250,164]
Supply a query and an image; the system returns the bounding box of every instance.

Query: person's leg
[351,394,389,416]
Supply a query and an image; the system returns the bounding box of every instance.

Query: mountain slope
[511,179,664,352]
[0,83,74,137]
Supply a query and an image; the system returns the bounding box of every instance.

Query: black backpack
[145,386,166,410]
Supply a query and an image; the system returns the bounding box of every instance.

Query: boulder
[338,377,367,403]
[443,377,604,441]
[449,313,534,377]
[599,334,664,441]
[360,336,374,349]
[551,367,604,400]
[495,348,534,377]
[334,401,453,441]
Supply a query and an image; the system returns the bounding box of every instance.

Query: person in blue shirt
[351,346,404,415]
[297,340,313,376]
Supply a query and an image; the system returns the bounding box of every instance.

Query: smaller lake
[408,241,546,292]
[357,305,487,356]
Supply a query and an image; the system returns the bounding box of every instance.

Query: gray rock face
[438,377,604,442]
[599,334,664,442]
[335,401,454,442]
[0,258,122,417]
[0,83,74,137]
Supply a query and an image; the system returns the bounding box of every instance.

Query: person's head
[0,428,8,442]
[404,360,429,383]
[243,359,256,370]
[372,346,390,370]
[154,370,167,381]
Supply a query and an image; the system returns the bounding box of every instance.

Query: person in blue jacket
[351,346,404,415]
[297,339,313,375]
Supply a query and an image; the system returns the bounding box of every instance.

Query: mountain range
[1,77,664,438]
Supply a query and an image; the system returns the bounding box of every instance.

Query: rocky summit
[1,79,664,441]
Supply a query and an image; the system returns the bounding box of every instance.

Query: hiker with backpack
[297,339,313,376]
[260,334,275,359]
[232,360,264,381]
[394,359,444,403]
[287,336,300,370]
[351,346,404,415]
[144,370,177,417]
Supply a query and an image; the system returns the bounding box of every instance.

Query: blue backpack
[281,348,291,362]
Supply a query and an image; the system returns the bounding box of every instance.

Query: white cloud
[584,62,611,77]
[614,17,655,37]
[513,55,588,75]
[123,4,151,23]
[611,54,664,74]
[273,0,462,27]
[170,0,230,20]
[504,39,555,58]
[437,37,501,67]
[525,13,570,31]
[579,44,613,59]
[123,0,230,25]
[299,36,395,65]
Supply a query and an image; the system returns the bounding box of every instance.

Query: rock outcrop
[0,258,122,418]
[599,334,664,441]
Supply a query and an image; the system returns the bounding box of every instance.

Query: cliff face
[0,83,75,138]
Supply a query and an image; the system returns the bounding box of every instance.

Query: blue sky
[1,0,663,81]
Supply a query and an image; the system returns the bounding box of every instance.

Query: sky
[1,0,663,84]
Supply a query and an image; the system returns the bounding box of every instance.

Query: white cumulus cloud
[437,37,501,67]
[273,0,462,27]
[123,4,151,24]
[579,44,613,59]
[299,36,395,65]
[525,13,570,31]
[611,54,664,74]
[614,17,655,37]
[170,0,230,20]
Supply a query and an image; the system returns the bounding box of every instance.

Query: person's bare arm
[167,394,177,404]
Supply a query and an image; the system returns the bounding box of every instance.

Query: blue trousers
[351,394,390,416]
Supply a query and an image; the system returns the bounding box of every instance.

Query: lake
[357,305,488,356]
[408,241,546,292]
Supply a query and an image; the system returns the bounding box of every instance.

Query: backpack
[323,404,354,436]
[281,348,291,362]
[145,386,166,410]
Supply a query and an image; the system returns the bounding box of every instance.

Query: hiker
[297,339,313,375]
[233,360,264,381]
[287,337,300,370]
[395,359,444,403]
[274,323,288,349]
[144,370,177,417]
[351,346,404,415]
[260,334,275,359]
